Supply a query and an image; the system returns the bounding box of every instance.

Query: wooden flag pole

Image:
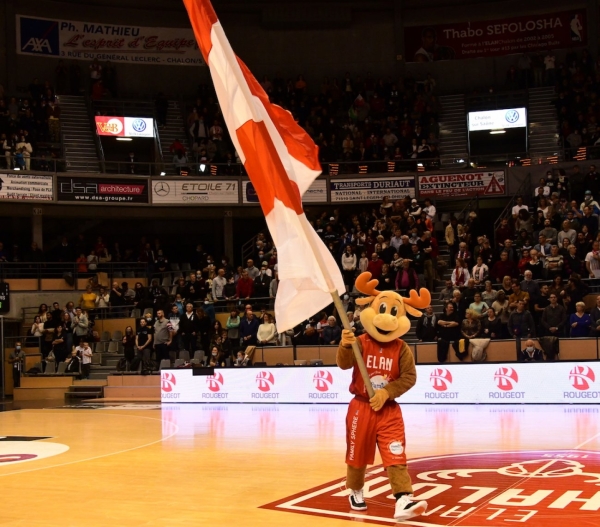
[298,220,375,399]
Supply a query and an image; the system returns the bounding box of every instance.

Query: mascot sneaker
[348,489,367,511]
[394,495,427,521]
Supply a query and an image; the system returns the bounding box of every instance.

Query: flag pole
[299,220,375,399]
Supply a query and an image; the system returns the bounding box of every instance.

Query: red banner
[404,10,587,62]
[95,116,125,137]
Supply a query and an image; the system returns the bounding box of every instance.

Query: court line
[0,411,179,478]
[574,432,600,450]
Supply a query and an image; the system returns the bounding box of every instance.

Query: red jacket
[367,259,384,279]
[236,277,254,298]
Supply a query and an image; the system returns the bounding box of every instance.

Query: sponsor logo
[206,372,224,392]
[388,441,404,456]
[96,118,124,135]
[494,367,519,391]
[256,371,275,392]
[131,118,147,132]
[430,368,453,391]
[313,370,333,392]
[19,17,60,56]
[569,365,596,390]
[161,372,176,392]
[0,439,69,466]
[261,450,600,526]
[154,182,170,197]
[505,109,520,123]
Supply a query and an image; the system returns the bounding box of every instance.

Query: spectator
[436,303,461,363]
[518,339,544,362]
[79,341,93,379]
[481,307,502,339]
[396,259,418,291]
[558,220,577,246]
[585,240,600,278]
[122,326,135,368]
[545,245,563,279]
[541,293,567,337]
[491,252,518,282]
[416,306,437,342]
[257,313,277,346]
[211,268,227,300]
[95,286,110,312]
[245,259,260,280]
[524,249,544,280]
[341,246,357,291]
[79,284,97,311]
[469,292,488,319]
[511,196,528,219]
[366,252,384,279]
[451,258,469,288]
[72,308,89,345]
[240,310,260,347]
[153,309,174,364]
[65,348,81,374]
[379,264,395,291]
[589,295,600,336]
[508,281,530,313]
[481,281,498,307]
[321,316,342,345]
[438,279,454,302]
[570,302,592,337]
[520,270,540,301]
[471,256,489,286]
[508,300,536,340]
[136,318,153,360]
[461,309,481,340]
[8,342,26,388]
[208,346,225,367]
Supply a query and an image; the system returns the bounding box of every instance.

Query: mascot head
[355,272,431,343]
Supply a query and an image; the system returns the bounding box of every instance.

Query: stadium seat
[174,359,185,368]
[45,362,56,374]
[130,308,141,319]
[193,350,205,363]
[112,330,123,341]
[161,274,171,287]
[56,362,67,375]
[170,263,180,271]
[181,263,191,271]
[107,341,119,353]
[159,359,171,370]
[179,350,190,361]
[101,331,111,342]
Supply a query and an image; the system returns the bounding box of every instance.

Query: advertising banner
[152,179,238,205]
[404,10,587,62]
[243,179,327,204]
[330,176,415,203]
[95,116,154,138]
[418,171,505,199]
[16,15,204,66]
[162,363,600,404]
[57,176,149,203]
[468,108,527,132]
[0,173,53,201]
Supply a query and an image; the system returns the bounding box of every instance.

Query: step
[104,386,160,398]
[65,391,103,399]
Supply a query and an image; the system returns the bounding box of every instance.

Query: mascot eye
[391,306,398,316]
[379,303,387,314]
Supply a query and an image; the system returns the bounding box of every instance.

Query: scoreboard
[0,283,9,313]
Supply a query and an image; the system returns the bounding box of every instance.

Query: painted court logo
[569,365,596,390]
[261,450,600,526]
[256,371,275,392]
[206,372,224,392]
[313,370,333,392]
[494,367,519,391]
[430,368,452,391]
[161,372,176,393]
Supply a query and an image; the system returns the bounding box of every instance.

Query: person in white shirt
[95,287,110,309]
[211,268,227,300]
[511,196,528,218]
[422,199,436,221]
[585,241,600,278]
[390,229,403,252]
[533,178,550,197]
[341,246,357,292]
[256,313,277,345]
[76,341,93,379]
[15,136,33,170]
[471,257,489,286]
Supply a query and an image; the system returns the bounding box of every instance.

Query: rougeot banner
[243,179,327,204]
[152,179,238,205]
[404,10,587,62]
[16,15,204,66]
[0,173,53,201]
[56,176,149,203]
[161,362,600,404]
[330,176,415,203]
[418,171,505,199]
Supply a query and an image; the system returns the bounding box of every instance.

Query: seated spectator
[65,348,81,374]
[233,350,251,367]
[461,309,481,340]
[208,345,225,367]
[541,293,567,337]
[469,292,488,319]
[534,234,552,261]
[481,307,503,339]
[321,316,341,345]
[589,295,600,336]
[481,281,497,307]
[438,279,454,302]
[451,258,469,288]
[256,313,277,346]
[471,256,489,286]
[518,339,544,362]
[570,302,592,337]
[416,306,437,342]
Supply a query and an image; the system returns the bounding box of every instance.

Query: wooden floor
[0,402,599,526]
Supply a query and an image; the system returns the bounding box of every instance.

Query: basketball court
[0,401,598,526]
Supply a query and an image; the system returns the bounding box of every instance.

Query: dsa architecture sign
[16,15,204,66]
[0,173,53,201]
[57,177,149,204]
[330,176,415,203]
[418,171,505,199]
[404,10,587,61]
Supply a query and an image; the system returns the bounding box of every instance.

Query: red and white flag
[184,0,345,332]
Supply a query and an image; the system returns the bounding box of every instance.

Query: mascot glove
[369,389,390,412]
[341,329,356,347]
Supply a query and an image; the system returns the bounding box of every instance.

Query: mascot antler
[403,288,431,310]
[355,272,380,305]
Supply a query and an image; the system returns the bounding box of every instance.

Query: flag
[184,0,345,332]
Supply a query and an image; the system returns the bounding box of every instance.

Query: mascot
[337,272,430,521]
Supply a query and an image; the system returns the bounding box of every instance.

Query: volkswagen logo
[131,118,147,132]
[505,109,519,124]
[154,181,170,196]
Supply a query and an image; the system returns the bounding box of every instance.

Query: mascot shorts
[345,396,407,468]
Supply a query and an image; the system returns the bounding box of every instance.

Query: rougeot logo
[256,371,275,392]
[494,367,519,391]
[569,365,596,391]
[313,370,333,392]
[430,368,453,392]
[505,109,520,124]
[131,119,147,132]
[206,372,224,392]
[161,372,176,393]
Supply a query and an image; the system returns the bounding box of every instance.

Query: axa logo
[430,368,453,391]
[569,365,596,391]
[206,372,224,392]
[161,372,176,393]
[256,371,275,392]
[19,17,59,56]
[22,38,52,53]
[313,370,333,392]
[494,367,519,391]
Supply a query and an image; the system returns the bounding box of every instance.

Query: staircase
[527,86,561,161]
[438,94,469,167]
[158,100,187,175]
[59,95,101,172]
[65,384,104,400]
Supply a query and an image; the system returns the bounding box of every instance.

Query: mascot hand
[369,389,389,412]
[341,329,356,347]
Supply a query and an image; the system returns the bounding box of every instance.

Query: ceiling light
[116,137,133,141]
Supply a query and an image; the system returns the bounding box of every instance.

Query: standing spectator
[153,310,173,364]
[196,307,211,352]
[226,309,241,347]
[179,303,199,352]
[589,295,600,336]
[240,310,260,347]
[72,308,89,345]
[211,268,227,300]
[471,256,489,286]
[570,302,592,337]
[8,342,26,388]
[585,240,600,278]
[416,306,437,342]
[136,318,153,360]
[341,246,357,292]
[451,258,469,288]
[491,252,518,282]
[508,300,536,341]
[436,303,461,363]
[445,217,463,262]
[253,264,272,298]
[321,316,342,345]
[366,252,384,279]
[257,313,277,346]
[245,259,260,280]
[541,293,567,337]
[520,271,540,302]
[79,341,93,379]
[481,307,502,339]
[122,326,135,369]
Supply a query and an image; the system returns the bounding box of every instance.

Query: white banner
[418,171,506,199]
[242,180,327,204]
[95,116,154,138]
[468,108,527,131]
[0,173,53,201]
[162,363,600,404]
[152,180,238,205]
[330,177,415,203]
[16,15,204,66]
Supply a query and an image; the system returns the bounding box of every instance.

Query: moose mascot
[337,272,430,521]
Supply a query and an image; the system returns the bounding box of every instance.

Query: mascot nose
[372,314,399,332]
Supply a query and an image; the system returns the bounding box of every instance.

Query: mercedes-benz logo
[505,109,519,124]
[154,181,170,196]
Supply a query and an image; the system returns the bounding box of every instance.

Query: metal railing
[0,261,147,283]
[493,173,532,247]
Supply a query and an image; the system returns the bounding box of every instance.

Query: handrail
[0,261,147,282]
[85,94,106,172]
[493,172,532,247]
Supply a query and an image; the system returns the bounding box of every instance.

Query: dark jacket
[416,315,437,342]
[179,312,199,334]
[240,316,260,344]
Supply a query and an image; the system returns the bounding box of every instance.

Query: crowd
[176,73,441,172]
